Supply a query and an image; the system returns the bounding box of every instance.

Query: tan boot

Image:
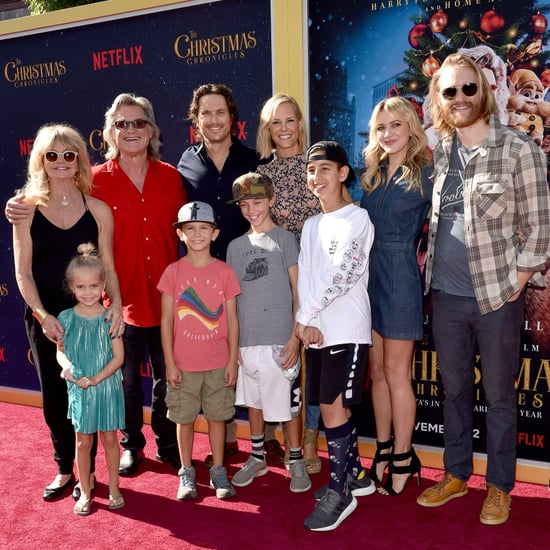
[416,472,467,507]
[302,428,322,474]
[479,483,511,525]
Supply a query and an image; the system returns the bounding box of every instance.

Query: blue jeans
[120,324,177,453]
[432,290,523,493]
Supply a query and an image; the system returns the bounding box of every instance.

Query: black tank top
[31,194,99,315]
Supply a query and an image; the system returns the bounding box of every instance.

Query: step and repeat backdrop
[0,0,547,468]
[308,0,549,465]
[0,0,271,401]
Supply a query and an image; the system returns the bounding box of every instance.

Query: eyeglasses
[44,151,78,162]
[441,82,478,100]
[113,119,150,130]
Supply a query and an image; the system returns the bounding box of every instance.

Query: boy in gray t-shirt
[226,172,311,494]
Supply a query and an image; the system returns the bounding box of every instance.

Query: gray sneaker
[232,455,268,487]
[289,458,312,493]
[177,465,197,500]
[209,466,236,499]
[313,469,375,500]
[304,488,357,531]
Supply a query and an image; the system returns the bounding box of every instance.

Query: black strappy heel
[369,438,394,484]
[379,448,422,496]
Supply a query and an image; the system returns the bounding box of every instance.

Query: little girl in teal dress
[56,243,125,516]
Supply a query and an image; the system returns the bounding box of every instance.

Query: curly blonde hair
[19,123,92,206]
[362,96,431,194]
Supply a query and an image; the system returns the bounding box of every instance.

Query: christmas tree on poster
[399,0,550,99]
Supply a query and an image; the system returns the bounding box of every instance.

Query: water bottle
[271,344,300,381]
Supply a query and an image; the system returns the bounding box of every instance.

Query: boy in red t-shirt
[158,201,240,500]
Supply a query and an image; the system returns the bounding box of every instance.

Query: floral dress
[257,153,320,237]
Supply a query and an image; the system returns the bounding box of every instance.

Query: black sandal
[379,448,422,496]
[369,438,394,484]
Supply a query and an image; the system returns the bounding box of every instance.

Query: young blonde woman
[360,96,432,495]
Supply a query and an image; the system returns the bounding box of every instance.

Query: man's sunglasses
[441,82,478,100]
[113,119,150,130]
[44,151,78,162]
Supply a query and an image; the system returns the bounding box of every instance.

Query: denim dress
[360,165,432,340]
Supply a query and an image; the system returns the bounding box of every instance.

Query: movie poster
[308,0,549,463]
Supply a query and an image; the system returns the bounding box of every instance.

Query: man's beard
[442,100,483,129]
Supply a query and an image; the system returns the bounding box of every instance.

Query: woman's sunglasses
[44,151,78,162]
[113,119,150,130]
[441,82,478,100]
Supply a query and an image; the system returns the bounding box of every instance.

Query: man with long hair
[416,53,550,525]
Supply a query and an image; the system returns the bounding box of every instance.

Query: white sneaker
[177,465,197,500]
[209,466,236,499]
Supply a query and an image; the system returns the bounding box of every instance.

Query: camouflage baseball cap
[227,172,274,204]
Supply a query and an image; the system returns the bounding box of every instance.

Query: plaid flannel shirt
[425,115,550,315]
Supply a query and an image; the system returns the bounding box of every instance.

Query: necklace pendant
[61,196,69,207]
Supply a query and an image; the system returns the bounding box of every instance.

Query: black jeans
[25,308,97,476]
[120,324,177,453]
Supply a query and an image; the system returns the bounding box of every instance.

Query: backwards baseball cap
[174,201,216,226]
[227,172,274,204]
[306,140,356,184]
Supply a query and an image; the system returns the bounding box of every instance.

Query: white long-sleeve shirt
[297,203,375,348]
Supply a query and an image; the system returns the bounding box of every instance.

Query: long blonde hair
[256,93,307,159]
[19,123,93,206]
[362,96,430,194]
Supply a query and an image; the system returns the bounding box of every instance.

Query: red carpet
[1,401,548,549]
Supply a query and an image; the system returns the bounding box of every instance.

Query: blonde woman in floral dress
[256,92,322,474]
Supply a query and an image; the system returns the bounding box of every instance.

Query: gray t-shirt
[226,225,299,346]
[432,136,476,297]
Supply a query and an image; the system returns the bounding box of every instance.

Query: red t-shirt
[157,257,241,372]
[92,158,186,327]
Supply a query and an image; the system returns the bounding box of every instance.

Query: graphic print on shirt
[177,287,223,330]
[439,139,468,238]
[322,237,368,306]
[440,176,464,226]
[243,257,268,281]
[432,138,475,296]
[239,244,270,282]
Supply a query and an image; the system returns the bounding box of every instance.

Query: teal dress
[58,308,125,434]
